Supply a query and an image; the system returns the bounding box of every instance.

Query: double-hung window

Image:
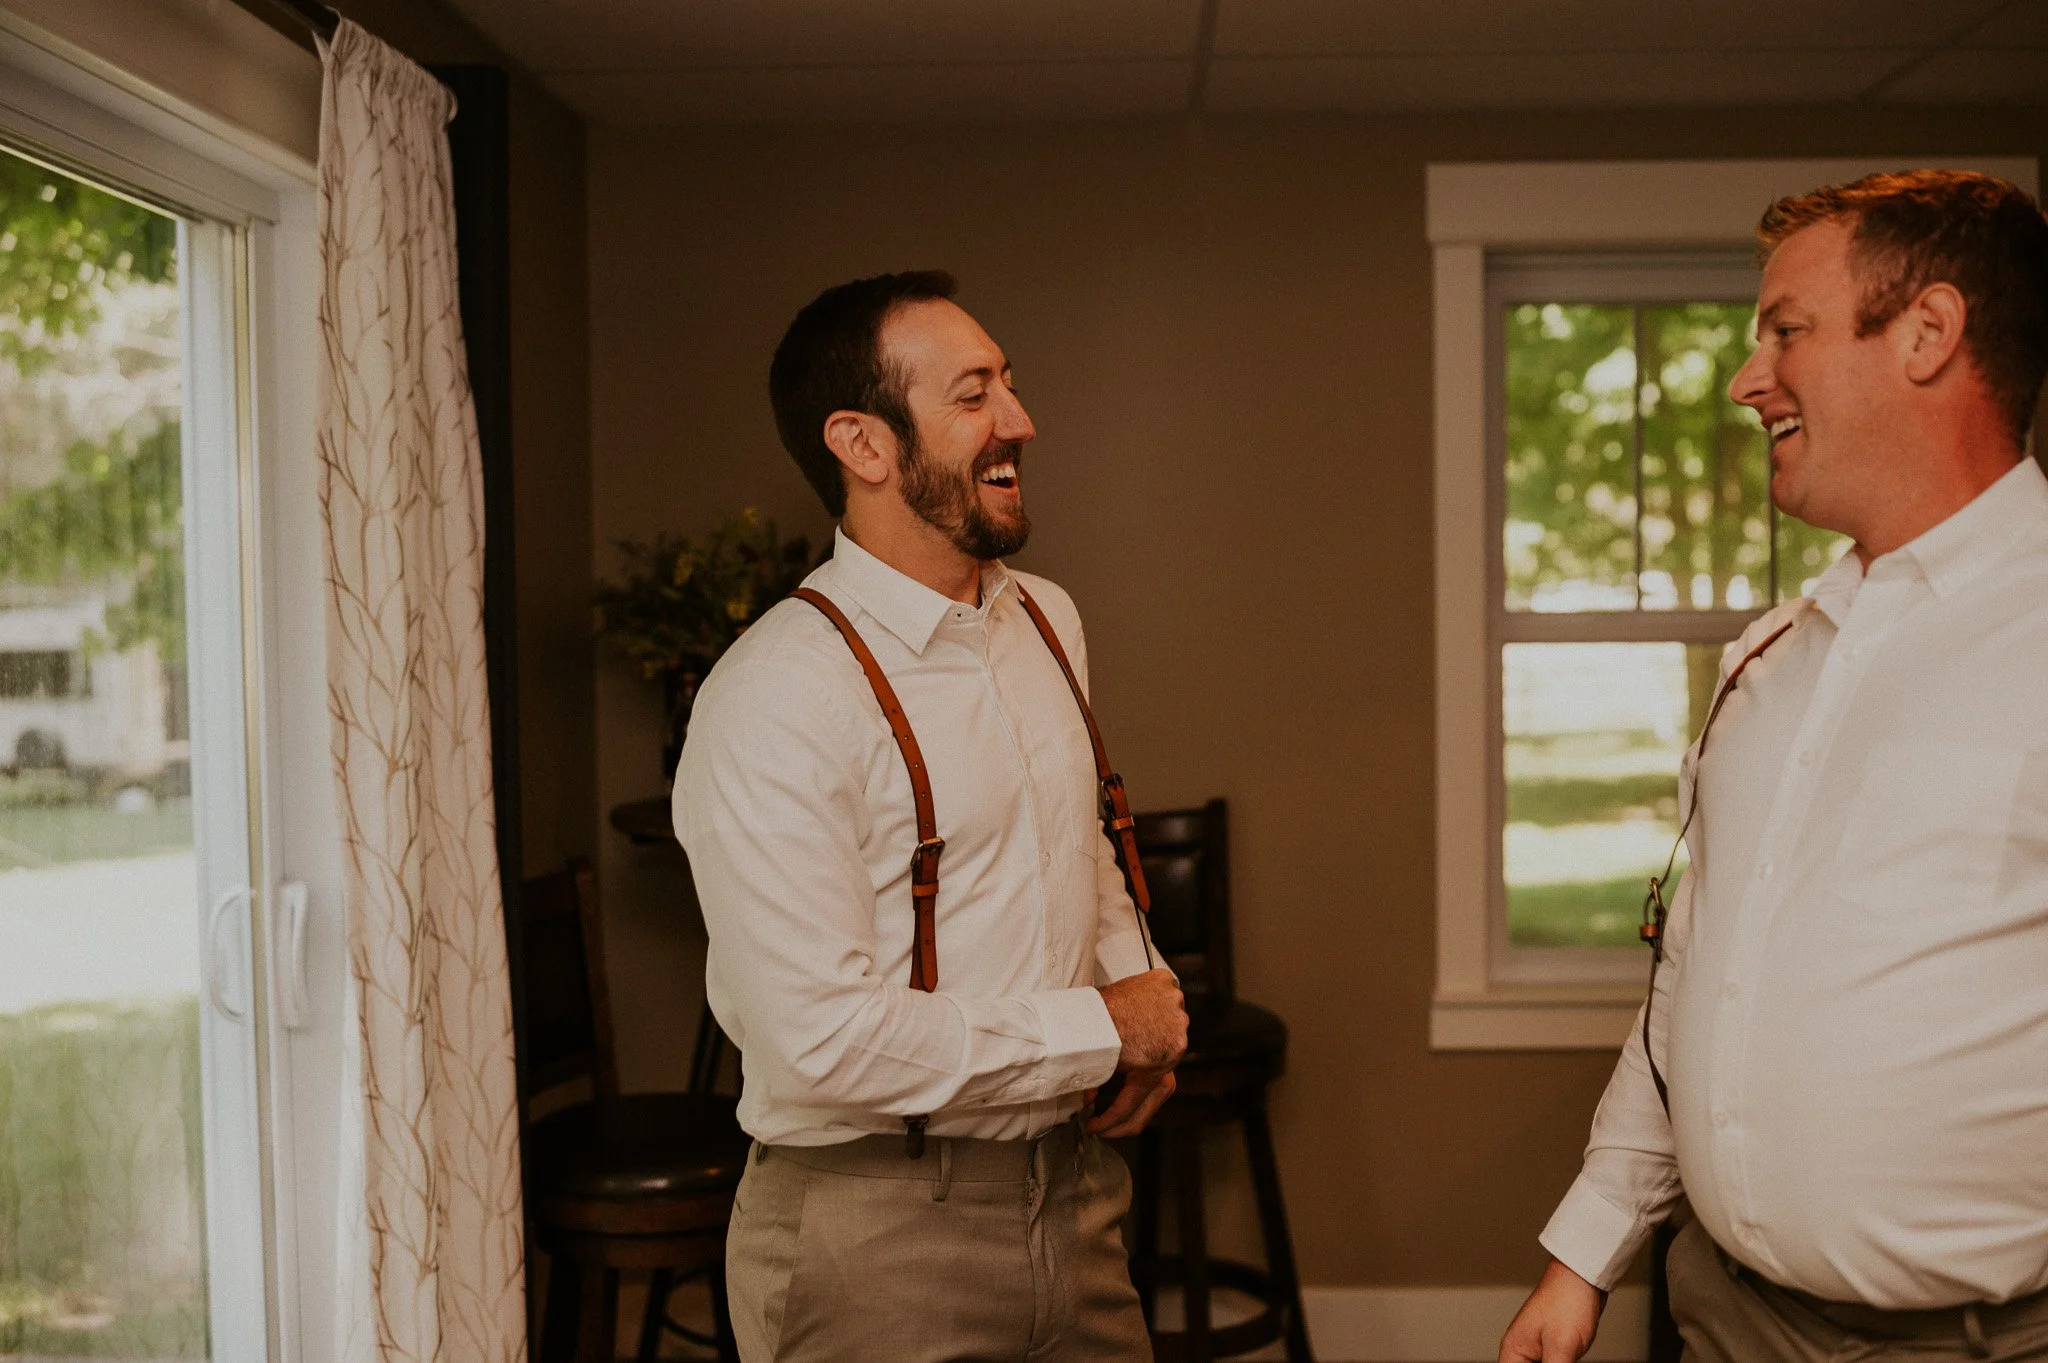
[1429,158,2038,1049]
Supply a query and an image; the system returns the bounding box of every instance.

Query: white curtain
[317,19,526,1363]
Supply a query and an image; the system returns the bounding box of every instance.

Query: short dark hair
[768,270,959,516]
[1757,170,2048,442]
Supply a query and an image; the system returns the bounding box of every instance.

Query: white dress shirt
[1543,457,2048,1309]
[673,529,1152,1147]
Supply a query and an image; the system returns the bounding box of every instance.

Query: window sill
[1430,986,1641,1051]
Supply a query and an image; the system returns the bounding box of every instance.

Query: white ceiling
[437,0,2048,123]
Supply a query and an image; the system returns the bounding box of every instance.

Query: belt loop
[1963,1303,1991,1358]
[933,1137,953,1202]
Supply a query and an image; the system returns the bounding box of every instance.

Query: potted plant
[594,508,820,782]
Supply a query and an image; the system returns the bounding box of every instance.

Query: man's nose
[1727,343,1771,409]
[994,386,1036,443]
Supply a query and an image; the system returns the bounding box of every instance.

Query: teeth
[1769,416,1802,440]
[980,463,1016,483]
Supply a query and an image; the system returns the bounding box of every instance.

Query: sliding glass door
[0,142,265,1361]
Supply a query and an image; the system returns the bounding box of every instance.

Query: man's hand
[1098,968,1188,1071]
[1499,1259,1606,1363]
[1086,1067,1176,1138]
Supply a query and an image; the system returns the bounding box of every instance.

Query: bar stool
[1128,800,1313,1362]
[518,859,748,1362]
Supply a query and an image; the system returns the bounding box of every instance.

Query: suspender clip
[904,1115,929,1159]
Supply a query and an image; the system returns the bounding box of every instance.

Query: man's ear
[1897,282,1969,385]
[823,409,896,491]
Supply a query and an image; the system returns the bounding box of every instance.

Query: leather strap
[792,588,943,993]
[1013,587,1154,920]
[1640,611,1803,1114]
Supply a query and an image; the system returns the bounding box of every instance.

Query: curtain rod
[274,0,339,38]
[245,0,337,49]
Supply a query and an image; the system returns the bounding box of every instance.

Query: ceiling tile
[1954,0,2048,47]
[544,59,1193,124]
[1213,0,1988,55]
[1205,48,1914,111]
[440,0,1203,72]
[1877,47,2048,102]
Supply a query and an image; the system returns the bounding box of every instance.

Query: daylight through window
[1492,258,1850,955]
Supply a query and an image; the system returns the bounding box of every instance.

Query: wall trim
[1296,1284,1647,1362]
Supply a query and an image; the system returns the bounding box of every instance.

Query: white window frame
[0,15,335,1362]
[1430,157,2039,1051]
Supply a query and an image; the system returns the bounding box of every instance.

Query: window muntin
[1490,256,1849,963]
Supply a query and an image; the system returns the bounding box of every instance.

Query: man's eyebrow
[1757,298,1794,327]
[948,363,1011,387]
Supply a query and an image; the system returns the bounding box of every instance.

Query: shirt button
[1758,861,1775,883]
[1040,852,1051,868]
[1796,750,1813,767]
[1713,1109,1731,1128]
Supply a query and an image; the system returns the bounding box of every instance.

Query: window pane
[1638,304,1773,611]
[0,149,206,1357]
[1503,641,1722,948]
[1776,512,1854,601]
[1504,303,1637,611]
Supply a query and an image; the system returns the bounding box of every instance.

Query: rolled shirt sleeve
[1538,871,1689,1291]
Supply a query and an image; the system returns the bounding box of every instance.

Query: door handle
[276,880,311,1030]
[207,885,252,1021]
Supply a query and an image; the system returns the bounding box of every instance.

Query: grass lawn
[0,999,208,1358]
[1508,875,1655,949]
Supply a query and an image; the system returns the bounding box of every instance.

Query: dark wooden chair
[1128,800,1313,1362]
[520,859,749,1362]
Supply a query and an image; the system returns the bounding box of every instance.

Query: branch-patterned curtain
[317,19,525,1362]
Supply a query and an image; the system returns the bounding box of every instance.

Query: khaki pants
[726,1118,1152,1363]
[1668,1218,2048,1361]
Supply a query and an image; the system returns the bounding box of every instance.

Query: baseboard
[1153,1283,1648,1362]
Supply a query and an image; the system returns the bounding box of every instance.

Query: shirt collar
[1808,546,1865,626]
[1892,456,2048,599]
[822,526,1014,656]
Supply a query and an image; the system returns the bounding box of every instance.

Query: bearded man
[674,271,1187,1362]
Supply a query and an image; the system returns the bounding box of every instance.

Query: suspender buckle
[910,836,946,878]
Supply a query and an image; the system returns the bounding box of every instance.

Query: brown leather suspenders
[1013,588,1154,919]
[791,589,945,993]
[1638,612,1802,1114]
[790,582,1156,1154]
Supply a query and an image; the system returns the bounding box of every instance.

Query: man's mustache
[973,442,1025,476]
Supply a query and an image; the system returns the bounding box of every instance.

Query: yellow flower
[725,597,750,621]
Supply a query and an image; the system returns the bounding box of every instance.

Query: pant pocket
[727,1151,809,1361]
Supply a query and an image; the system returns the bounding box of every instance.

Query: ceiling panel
[1879,48,2048,102]
[443,0,1203,71]
[1956,0,2048,47]
[1214,0,1988,56]
[1206,48,1914,112]
[544,58,1193,124]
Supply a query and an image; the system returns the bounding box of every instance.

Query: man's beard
[898,431,1031,561]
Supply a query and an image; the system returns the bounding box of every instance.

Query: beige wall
[587,105,2048,1286]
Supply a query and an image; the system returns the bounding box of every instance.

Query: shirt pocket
[1835,740,2025,915]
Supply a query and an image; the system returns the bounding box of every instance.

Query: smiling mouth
[1768,415,1803,445]
[978,460,1019,491]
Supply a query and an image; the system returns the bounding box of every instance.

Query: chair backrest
[1132,798,1233,1021]
[518,857,619,1108]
